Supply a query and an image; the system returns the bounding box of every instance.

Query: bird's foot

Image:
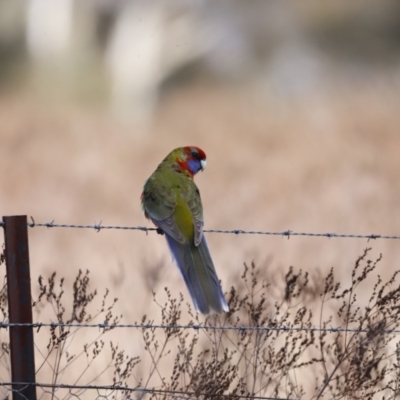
[156,228,164,235]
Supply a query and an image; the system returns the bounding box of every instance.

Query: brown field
[1,77,400,395]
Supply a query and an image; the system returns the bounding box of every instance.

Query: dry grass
[1,246,400,399]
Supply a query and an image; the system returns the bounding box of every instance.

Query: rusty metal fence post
[2,215,37,400]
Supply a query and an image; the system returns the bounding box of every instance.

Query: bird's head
[169,146,207,178]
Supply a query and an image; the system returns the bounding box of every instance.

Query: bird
[141,146,229,314]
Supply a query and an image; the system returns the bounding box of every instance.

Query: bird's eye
[191,150,199,158]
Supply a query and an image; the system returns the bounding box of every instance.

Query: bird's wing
[180,180,204,246]
[142,176,186,244]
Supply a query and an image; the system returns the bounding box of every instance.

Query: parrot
[141,146,229,314]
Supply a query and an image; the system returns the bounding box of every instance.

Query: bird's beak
[200,159,207,171]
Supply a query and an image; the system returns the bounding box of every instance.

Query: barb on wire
[0,382,294,400]
[2,217,397,240]
[0,321,396,335]
[27,219,155,233]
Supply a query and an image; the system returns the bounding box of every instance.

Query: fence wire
[0,321,397,335]
[1,218,399,337]
[0,217,399,240]
[1,217,399,400]
[0,382,294,400]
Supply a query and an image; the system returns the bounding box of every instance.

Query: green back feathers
[142,151,204,245]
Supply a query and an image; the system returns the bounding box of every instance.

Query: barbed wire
[0,321,397,335]
[0,382,295,400]
[1,217,399,240]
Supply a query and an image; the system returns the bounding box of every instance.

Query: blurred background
[1,0,400,389]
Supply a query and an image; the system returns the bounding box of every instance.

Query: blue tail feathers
[165,234,229,314]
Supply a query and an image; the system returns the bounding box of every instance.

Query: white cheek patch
[200,159,207,170]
